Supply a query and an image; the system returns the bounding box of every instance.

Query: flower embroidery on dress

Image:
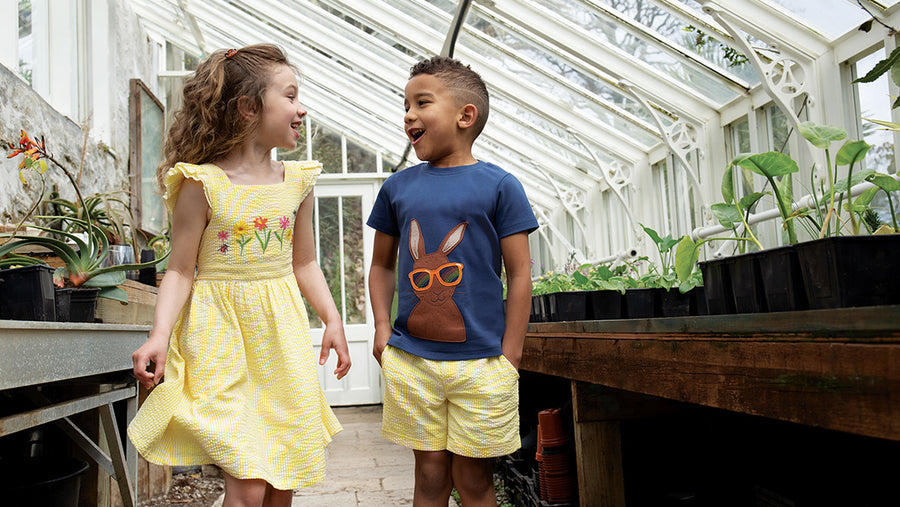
[274,215,291,250]
[219,215,293,256]
[233,221,252,255]
[253,216,272,252]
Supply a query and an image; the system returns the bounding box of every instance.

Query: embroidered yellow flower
[233,222,250,238]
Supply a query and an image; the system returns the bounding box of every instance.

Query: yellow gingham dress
[127,161,341,490]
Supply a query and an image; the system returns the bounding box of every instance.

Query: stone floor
[211,404,454,506]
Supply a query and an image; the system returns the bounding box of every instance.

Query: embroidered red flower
[217,230,229,241]
[253,217,268,230]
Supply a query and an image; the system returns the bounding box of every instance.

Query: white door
[306,180,382,405]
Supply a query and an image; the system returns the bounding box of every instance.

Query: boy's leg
[413,449,454,506]
[451,454,496,507]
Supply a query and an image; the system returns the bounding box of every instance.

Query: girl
[129,43,350,507]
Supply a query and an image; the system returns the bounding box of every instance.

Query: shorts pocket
[498,354,520,380]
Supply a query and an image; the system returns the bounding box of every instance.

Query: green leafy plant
[2,130,167,301]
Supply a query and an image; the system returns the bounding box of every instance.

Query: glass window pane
[855,50,895,174]
[310,197,341,328]
[18,0,33,86]
[311,121,343,174]
[347,138,377,174]
[594,0,758,84]
[544,0,740,104]
[764,0,868,40]
[342,196,365,324]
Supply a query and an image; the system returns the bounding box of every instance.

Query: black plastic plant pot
[69,287,101,323]
[757,244,808,312]
[589,290,623,320]
[660,288,691,317]
[548,291,590,321]
[0,264,56,321]
[724,251,768,313]
[538,294,551,322]
[794,235,900,309]
[55,287,74,322]
[699,258,734,315]
[529,296,539,323]
[690,286,708,316]
[624,288,661,318]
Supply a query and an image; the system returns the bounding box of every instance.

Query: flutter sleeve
[294,160,323,202]
[163,162,211,215]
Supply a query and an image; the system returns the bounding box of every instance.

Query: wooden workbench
[521,304,900,506]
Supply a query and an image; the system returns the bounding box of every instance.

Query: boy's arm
[369,230,400,365]
[500,231,533,370]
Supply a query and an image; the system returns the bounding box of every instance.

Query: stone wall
[0,0,155,227]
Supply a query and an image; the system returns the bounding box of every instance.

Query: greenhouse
[1,0,899,506]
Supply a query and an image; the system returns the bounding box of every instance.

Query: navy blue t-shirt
[367,161,539,360]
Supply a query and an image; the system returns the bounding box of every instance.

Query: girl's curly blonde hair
[157,43,297,189]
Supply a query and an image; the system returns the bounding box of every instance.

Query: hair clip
[225,49,238,59]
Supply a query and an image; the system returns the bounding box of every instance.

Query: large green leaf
[835,169,875,193]
[854,187,879,207]
[83,270,126,288]
[868,173,900,192]
[739,192,767,211]
[721,165,735,204]
[736,152,799,178]
[711,203,742,229]
[797,122,847,149]
[99,286,129,302]
[835,140,871,166]
[674,235,699,283]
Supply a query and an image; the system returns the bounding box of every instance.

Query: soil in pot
[589,290,623,319]
[757,245,807,312]
[700,258,735,315]
[795,235,900,309]
[0,264,56,321]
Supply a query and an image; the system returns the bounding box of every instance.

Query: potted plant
[572,263,626,320]
[2,130,167,321]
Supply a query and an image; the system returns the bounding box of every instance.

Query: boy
[367,56,538,506]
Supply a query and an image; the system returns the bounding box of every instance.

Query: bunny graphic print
[367,161,538,361]
[407,219,467,343]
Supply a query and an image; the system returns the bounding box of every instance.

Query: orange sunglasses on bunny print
[409,262,464,291]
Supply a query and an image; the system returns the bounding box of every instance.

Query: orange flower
[253,216,268,230]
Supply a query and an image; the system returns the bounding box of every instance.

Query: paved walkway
[213,405,453,506]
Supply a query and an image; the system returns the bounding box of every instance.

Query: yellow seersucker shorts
[380,345,521,458]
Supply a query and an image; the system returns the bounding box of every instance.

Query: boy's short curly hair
[410,56,489,138]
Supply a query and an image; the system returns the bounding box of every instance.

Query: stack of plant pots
[536,408,577,505]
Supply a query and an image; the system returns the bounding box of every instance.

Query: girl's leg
[451,454,496,507]
[222,471,267,507]
[413,449,454,506]
[262,484,294,507]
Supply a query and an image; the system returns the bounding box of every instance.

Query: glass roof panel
[460,12,660,149]
[611,0,760,85]
[546,0,742,105]
[763,0,870,40]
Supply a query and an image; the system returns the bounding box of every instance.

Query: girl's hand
[320,322,351,380]
[132,335,169,390]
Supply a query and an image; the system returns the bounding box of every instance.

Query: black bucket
[1,456,89,507]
